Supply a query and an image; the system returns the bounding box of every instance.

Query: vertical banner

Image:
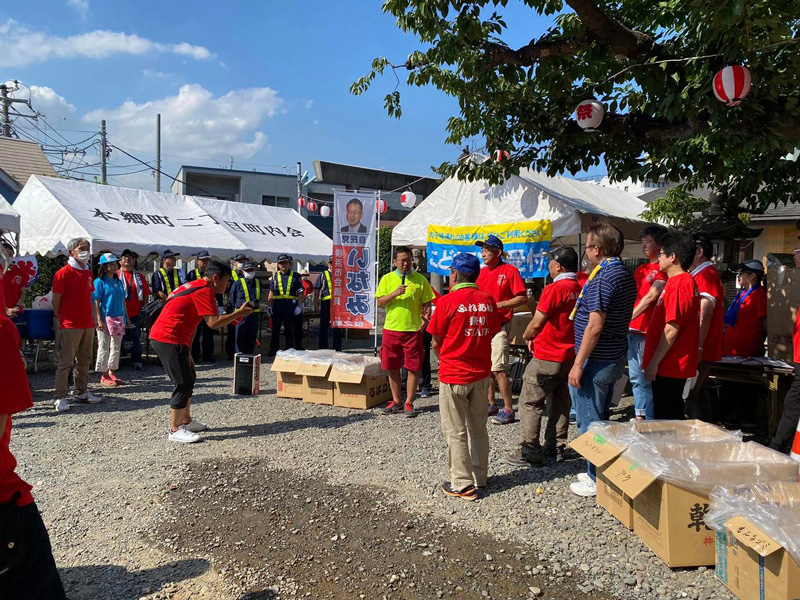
[426,221,552,278]
[331,191,376,329]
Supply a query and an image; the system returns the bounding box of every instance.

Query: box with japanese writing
[605,441,799,568]
[569,420,740,529]
[270,352,304,399]
[329,359,391,409]
[296,359,334,406]
[706,482,800,600]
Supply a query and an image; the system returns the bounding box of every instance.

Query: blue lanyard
[724,284,759,327]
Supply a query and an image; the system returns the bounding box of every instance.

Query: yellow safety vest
[231,271,240,282]
[322,270,332,301]
[242,278,261,312]
[273,272,297,300]
[159,268,180,295]
[194,268,201,279]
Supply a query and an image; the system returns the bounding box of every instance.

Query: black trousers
[269,301,296,354]
[152,340,195,409]
[191,319,216,361]
[684,361,713,421]
[294,313,305,350]
[653,375,687,420]
[769,366,800,453]
[420,330,433,389]
[0,499,67,600]
[318,301,342,351]
[235,315,259,356]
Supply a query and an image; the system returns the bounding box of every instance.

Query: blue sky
[2,1,570,189]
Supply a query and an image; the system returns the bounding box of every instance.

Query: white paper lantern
[297,196,306,208]
[376,198,388,215]
[320,205,331,218]
[400,191,417,208]
[306,200,318,213]
[575,99,604,131]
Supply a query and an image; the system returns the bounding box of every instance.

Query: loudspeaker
[233,353,261,395]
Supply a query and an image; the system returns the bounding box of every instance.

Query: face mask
[77,251,91,263]
[244,271,256,280]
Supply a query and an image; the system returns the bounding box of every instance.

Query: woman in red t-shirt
[723,261,767,358]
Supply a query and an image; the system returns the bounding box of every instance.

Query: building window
[262,195,291,207]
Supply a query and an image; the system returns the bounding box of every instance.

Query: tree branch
[482,33,593,68]
[597,112,693,141]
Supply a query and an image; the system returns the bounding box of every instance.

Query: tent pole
[374,191,380,357]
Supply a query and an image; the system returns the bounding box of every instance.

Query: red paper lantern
[713,65,751,107]
[297,196,306,208]
[493,150,510,162]
[306,200,318,213]
[376,198,388,215]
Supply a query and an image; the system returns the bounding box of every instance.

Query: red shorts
[381,329,423,372]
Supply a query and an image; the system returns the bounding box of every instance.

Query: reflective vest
[273,272,296,300]
[159,268,180,295]
[242,278,261,312]
[194,268,201,279]
[231,271,240,282]
[321,270,332,301]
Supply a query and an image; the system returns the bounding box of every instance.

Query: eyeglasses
[584,244,597,251]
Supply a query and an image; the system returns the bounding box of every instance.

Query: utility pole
[155,113,161,192]
[296,161,302,215]
[0,84,30,138]
[100,120,107,184]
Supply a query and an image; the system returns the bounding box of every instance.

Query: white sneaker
[168,425,201,444]
[184,419,208,433]
[570,478,597,497]
[54,398,71,412]
[577,472,592,484]
[73,391,102,404]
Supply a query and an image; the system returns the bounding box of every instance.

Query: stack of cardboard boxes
[271,351,392,409]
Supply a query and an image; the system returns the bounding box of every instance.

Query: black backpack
[140,282,208,329]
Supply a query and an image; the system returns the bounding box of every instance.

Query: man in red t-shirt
[51,238,98,412]
[628,225,668,420]
[475,235,528,425]
[685,235,725,421]
[150,261,253,443]
[769,244,800,454]
[119,249,151,371]
[723,260,768,357]
[643,231,700,420]
[502,247,581,467]
[0,285,67,598]
[428,253,501,501]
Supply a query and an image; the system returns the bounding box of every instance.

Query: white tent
[0,194,20,233]
[15,175,332,262]
[392,168,650,248]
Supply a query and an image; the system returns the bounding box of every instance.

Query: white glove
[294,305,303,316]
[266,306,273,318]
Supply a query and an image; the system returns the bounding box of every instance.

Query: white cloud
[29,86,77,118]
[142,69,169,78]
[305,99,314,110]
[0,19,214,67]
[67,0,89,18]
[83,84,283,160]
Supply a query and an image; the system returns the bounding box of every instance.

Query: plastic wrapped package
[706,482,800,565]
[620,440,800,495]
[588,419,742,449]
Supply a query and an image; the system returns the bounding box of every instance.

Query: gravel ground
[13,345,735,600]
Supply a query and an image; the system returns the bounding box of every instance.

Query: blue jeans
[627,332,654,419]
[569,357,626,480]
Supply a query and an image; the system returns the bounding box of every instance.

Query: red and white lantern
[713,65,751,107]
[400,190,417,208]
[376,198,388,215]
[297,196,306,208]
[320,205,331,218]
[306,200,318,213]
[575,98,604,131]
[493,150,510,163]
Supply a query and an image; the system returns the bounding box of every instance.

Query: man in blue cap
[427,253,501,501]
[475,234,528,425]
[266,254,305,356]
[224,253,248,360]
[151,249,184,301]
[187,250,219,362]
[229,261,262,355]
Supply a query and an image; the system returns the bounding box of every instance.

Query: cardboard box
[329,361,392,409]
[605,442,800,568]
[507,312,533,346]
[767,266,800,363]
[296,360,334,405]
[716,516,800,600]
[270,355,304,399]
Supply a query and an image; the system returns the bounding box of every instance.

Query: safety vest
[321,270,332,301]
[242,278,261,312]
[273,272,297,300]
[159,268,180,295]
[194,268,201,279]
[231,270,240,282]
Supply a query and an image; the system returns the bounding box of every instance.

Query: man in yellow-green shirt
[376,246,435,418]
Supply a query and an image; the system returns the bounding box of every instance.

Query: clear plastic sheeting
[706,482,800,565]
[274,349,381,373]
[588,419,742,449]
[620,440,800,495]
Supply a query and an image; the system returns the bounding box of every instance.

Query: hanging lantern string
[297,171,438,209]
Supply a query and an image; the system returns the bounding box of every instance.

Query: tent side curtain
[0,195,20,233]
[15,175,332,262]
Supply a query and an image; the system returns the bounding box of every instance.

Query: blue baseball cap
[232,253,247,262]
[475,234,503,251]
[161,249,176,259]
[451,252,481,275]
[196,250,210,259]
[242,261,258,271]
[98,252,120,265]
[277,254,292,263]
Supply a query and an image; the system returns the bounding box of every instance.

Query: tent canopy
[0,194,20,233]
[15,175,332,262]
[392,167,650,247]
